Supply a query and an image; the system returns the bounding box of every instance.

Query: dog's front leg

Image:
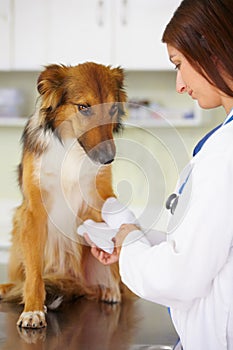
[17,208,47,329]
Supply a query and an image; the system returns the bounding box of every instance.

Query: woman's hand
[84,233,119,265]
[84,224,139,265]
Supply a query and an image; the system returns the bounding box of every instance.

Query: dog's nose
[97,149,115,165]
[91,142,116,165]
[103,158,114,165]
[96,140,115,165]
[79,137,116,165]
[90,151,114,164]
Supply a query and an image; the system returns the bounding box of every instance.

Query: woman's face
[167,44,223,110]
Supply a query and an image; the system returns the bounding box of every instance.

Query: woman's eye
[109,103,118,117]
[77,104,92,116]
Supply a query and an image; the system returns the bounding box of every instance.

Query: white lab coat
[119,113,233,350]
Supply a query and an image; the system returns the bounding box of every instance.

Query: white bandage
[77,198,138,253]
[102,197,139,228]
[77,219,117,254]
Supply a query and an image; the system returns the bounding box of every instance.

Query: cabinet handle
[97,0,104,26]
[121,0,128,26]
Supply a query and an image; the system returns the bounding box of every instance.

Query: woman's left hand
[84,223,139,265]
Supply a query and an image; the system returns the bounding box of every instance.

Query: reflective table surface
[0,265,178,350]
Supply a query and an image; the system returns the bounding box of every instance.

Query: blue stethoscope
[166,111,233,216]
[166,169,192,215]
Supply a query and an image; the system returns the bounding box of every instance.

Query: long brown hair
[162,0,233,97]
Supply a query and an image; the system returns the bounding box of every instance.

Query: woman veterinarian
[85,0,233,348]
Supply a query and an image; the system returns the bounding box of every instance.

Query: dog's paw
[100,286,121,304]
[17,310,47,328]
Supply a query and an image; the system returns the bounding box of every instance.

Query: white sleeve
[119,152,233,307]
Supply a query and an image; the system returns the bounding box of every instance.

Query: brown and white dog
[0,62,132,328]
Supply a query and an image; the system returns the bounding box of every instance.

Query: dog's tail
[1,275,88,309]
[0,282,24,303]
[44,274,88,309]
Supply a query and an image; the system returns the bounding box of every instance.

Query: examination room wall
[0,70,223,255]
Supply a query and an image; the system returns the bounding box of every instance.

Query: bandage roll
[77,219,117,254]
[101,197,138,229]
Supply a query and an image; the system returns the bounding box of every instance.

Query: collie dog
[0,62,131,328]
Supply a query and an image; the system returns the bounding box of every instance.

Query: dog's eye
[78,104,92,116]
[109,103,118,117]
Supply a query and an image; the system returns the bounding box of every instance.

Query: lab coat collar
[223,107,233,125]
[193,107,233,156]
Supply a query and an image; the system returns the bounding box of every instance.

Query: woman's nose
[176,71,187,94]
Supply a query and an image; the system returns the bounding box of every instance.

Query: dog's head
[37,62,127,164]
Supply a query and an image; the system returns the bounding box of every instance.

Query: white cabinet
[13,0,48,70]
[0,0,12,70]
[47,0,112,66]
[6,0,181,70]
[114,0,179,70]
[46,0,179,69]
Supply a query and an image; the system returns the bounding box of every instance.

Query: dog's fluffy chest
[34,134,99,237]
[37,135,92,189]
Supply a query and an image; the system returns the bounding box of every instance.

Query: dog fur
[0,62,132,328]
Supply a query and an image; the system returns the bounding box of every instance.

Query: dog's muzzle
[78,139,116,165]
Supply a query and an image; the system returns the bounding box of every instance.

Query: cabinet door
[114,0,180,70]
[47,0,112,66]
[13,0,48,70]
[0,0,11,70]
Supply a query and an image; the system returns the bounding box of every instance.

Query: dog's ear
[37,64,68,111]
[110,67,127,133]
[110,67,127,102]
